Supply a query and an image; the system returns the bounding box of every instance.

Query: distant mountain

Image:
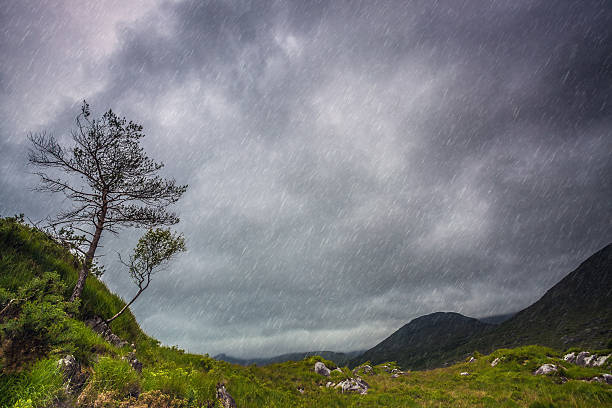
[351,243,612,370]
[351,312,494,370]
[215,350,364,367]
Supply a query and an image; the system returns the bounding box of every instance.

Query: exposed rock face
[85,315,128,347]
[216,383,236,408]
[491,357,501,367]
[122,351,143,373]
[334,377,369,394]
[57,355,88,394]
[534,364,557,375]
[314,361,331,377]
[563,351,609,367]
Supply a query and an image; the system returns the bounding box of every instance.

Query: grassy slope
[0,217,610,407]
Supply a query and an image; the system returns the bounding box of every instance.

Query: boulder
[603,374,612,385]
[460,372,469,376]
[314,361,331,377]
[534,364,557,375]
[335,377,369,394]
[467,357,477,363]
[491,357,501,367]
[216,383,236,408]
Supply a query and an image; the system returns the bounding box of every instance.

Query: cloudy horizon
[1,0,611,358]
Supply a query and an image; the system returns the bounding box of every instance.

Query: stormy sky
[1,0,611,357]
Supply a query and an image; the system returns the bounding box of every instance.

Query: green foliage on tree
[106,228,186,325]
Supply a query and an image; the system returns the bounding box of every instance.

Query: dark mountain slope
[352,244,612,371]
[351,312,494,370]
[464,243,612,353]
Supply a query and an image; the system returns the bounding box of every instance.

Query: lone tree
[106,228,185,324]
[28,101,187,301]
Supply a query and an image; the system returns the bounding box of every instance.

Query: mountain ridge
[350,243,612,370]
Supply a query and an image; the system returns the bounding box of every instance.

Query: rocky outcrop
[563,351,609,367]
[534,364,557,375]
[85,315,128,348]
[334,377,369,394]
[216,383,236,408]
[57,355,88,394]
[352,364,374,376]
[314,361,331,377]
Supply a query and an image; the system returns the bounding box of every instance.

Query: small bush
[0,272,77,370]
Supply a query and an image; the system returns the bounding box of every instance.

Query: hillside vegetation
[0,216,610,407]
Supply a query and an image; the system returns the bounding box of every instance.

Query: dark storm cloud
[1,0,611,357]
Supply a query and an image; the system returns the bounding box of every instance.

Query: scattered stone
[534,364,557,375]
[335,377,369,394]
[460,372,470,376]
[314,361,331,377]
[491,357,501,367]
[326,381,335,388]
[122,351,143,373]
[297,386,305,394]
[216,383,236,408]
[391,374,399,378]
[332,368,343,373]
[467,357,477,363]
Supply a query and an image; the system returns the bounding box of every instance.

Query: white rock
[593,355,609,367]
[534,364,557,375]
[491,357,500,367]
[336,377,369,394]
[468,357,476,363]
[575,351,590,366]
[563,352,576,363]
[602,373,612,385]
[460,372,469,376]
[314,361,331,377]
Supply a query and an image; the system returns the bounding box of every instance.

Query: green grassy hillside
[1,216,610,407]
